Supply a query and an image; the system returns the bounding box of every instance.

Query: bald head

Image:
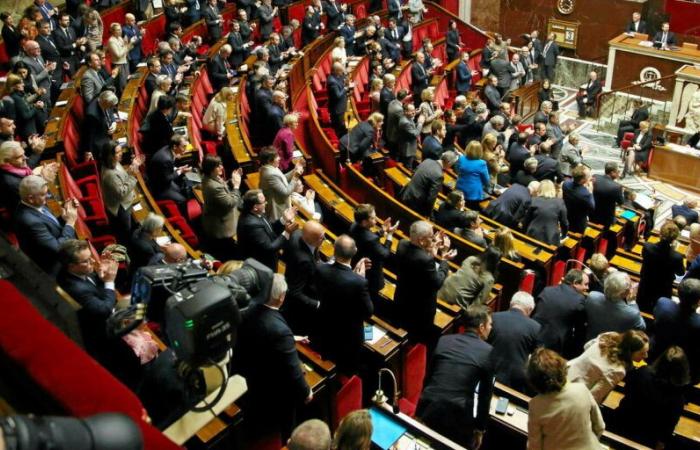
[302,220,325,248]
[334,234,357,263]
[163,244,187,264]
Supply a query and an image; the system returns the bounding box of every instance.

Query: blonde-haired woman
[568,330,649,404]
[368,77,383,114]
[493,227,520,262]
[203,87,234,138]
[333,409,373,450]
[148,75,173,115]
[107,22,133,93]
[687,222,700,262]
[272,113,299,172]
[481,132,508,188]
[417,87,443,137]
[523,179,568,245]
[624,120,652,175]
[331,36,347,68]
[456,141,490,210]
[84,9,104,52]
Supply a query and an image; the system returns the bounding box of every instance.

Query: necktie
[42,207,60,226]
[544,42,550,56]
[195,0,200,9]
[261,216,273,234]
[663,32,667,44]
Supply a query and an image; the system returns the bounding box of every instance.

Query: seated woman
[456,141,490,211]
[203,87,234,138]
[493,228,520,262]
[148,75,173,115]
[523,180,568,246]
[537,78,558,110]
[129,212,166,272]
[438,246,501,309]
[611,346,690,449]
[586,252,613,293]
[527,348,605,450]
[623,120,652,175]
[433,190,469,233]
[333,409,373,450]
[567,330,649,404]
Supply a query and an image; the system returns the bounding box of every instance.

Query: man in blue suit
[327,62,350,139]
[14,175,77,275]
[122,14,144,73]
[455,52,474,96]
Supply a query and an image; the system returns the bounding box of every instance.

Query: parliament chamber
[1,0,700,449]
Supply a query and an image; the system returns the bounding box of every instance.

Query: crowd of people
[1,2,700,450]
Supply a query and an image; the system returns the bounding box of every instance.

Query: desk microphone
[372,368,400,413]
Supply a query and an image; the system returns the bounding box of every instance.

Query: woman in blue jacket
[456,141,490,210]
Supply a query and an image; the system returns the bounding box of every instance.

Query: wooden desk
[648,143,700,193]
[605,33,699,101]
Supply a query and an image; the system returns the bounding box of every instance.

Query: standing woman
[417,87,443,139]
[3,74,45,140]
[84,9,104,52]
[203,87,234,139]
[107,22,133,94]
[523,180,568,246]
[445,19,462,62]
[12,61,48,131]
[637,220,685,311]
[100,140,142,244]
[272,113,299,172]
[567,330,650,404]
[527,348,605,450]
[368,77,383,114]
[538,78,554,109]
[455,141,490,211]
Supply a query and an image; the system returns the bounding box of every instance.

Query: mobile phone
[363,324,373,341]
[495,397,509,415]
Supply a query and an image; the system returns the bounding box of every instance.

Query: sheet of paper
[155,236,171,246]
[55,100,68,107]
[366,325,386,345]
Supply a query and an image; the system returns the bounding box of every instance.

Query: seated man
[14,175,77,275]
[83,90,119,161]
[653,22,677,49]
[671,198,699,227]
[461,210,487,247]
[288,420,331,450]
[514,156,538,187]
[575,71,601,118]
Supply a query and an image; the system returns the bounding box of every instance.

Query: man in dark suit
[144,56,162,96]
[140,95,175,156]
[300,6,320,46]
[411,52,431,107]
[485,181,539,228]
[455,52,473,96]
[282,221,324,335]
[202,0,223,43]
[379,28,401,66]
[562,165,595,234]
[339,15,357,55]
[539,33,559,82]
[53,12,87,74]
[533,269,588,357]
[349,204,397,302]
[395,220,452,343]
[533,102,552,127]
[584,271,646,341]
[1,13,23,59]
[637,222,686,311]
[653,22,677,48]
[340,112,383,164]
[387,0,402,21]
[396,103,421,168]
[416,304,494,448]
[235,273,312,441]
[400,151,458,217]
[14,175,78,275]
[489,291,541,393]
[506,132,531,176]
[184,0,202,25]
[625,12,648,34]
[208,45,235,92]
[327,62,350,140]
[312,235,373,375]
[514,157,538,187]
[379,75,397,125]
[489,57,514,97]
[483,75,502,114]
[421,120,446,161]
[671,199,699,226]
[534,142,563,183]
[147,134,190,209]
[83,90,119,161]
[576,71,602,118]
[652,278,700,383]
[227,21,251,69]
[591,162,624,228]
[616,99,649,146]
[237,189,298,271]
[323,0,345,30]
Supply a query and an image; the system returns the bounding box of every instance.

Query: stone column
[668,65,700,134]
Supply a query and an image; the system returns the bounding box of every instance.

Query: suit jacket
[631,129,652,158]
[630,106,649,127]
[260,164,298,221]
[122,24,143,63]
[490,58,514,90]
[101,164,137,216]
[326,73,348,116]
[281,231,320,327]
[416,332,494,444]
[235,303,310,421]
[184,0,202,24]
[83,99,115,157]
[582,79,602,103]
[455,60,471,93]
[484,183,531,228]
[323,0,344,29]
[540,40,560,66]
[379,86,395,120]
[227,31,248,68]
[395,240,449,340]
[267,43,284,73]
[349,222,391,297]
[591,174,623,228]
[400,158,443,216]
[396,115,421,159]
[653,30,677,46]
[14,203,76,275]
[523,197,568,245]
[37,34,61,64]
[411,61,429,96]
[52,26,78,59]
[533,110,548,126]
[345,121,376,161]
[446,29,460,61]
[202,4,222,41]
[534,154,563,183]
[380,36,401,62]
[637,241,685,310]
[22,55,53,95]
[201,175,241,239]
[506,142,530,175]
[339,24,356,55]
[653,297,700,382]
[489,309,541,391]
[433,202,469,233]
[147,146,180,198]
[671,204,699,225]
[514,170,537,187]
[129,227,163,271]
[237,212,286,270]
[81,68,113,104]
[140,110,173,155]
[208,54,230,91]
[483,84,502,112]
[385,98,403,144]
[533,284,585,355]
[562,181,595,234]
[625,20,648,34]
[584,291,646,341]
[387,0,402,20]
[301,11,321,45]
[421,135,443,160]
[313,262,373,373]
[2,24,22,57]
[9,92,39,140]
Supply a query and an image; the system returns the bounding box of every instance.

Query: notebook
[370,408,407,450]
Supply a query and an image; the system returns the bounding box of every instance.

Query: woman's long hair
[599,330,649,367]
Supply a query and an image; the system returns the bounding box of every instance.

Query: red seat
[354,3,367,19]
[597,238,609,256]
[548,261,566,286]
[168,216,199,247]
[519,269,536,293]
[333,375,362,429]
[398,344,427,417]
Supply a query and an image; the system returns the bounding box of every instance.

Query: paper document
[55,100,68,107]
[366,325,386,345]
[155,236,171,246]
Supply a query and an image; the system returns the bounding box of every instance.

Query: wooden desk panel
[649,144,700,193]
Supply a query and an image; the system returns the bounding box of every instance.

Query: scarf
[0,163,32,177]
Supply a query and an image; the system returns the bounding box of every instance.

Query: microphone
[372,368,400,413]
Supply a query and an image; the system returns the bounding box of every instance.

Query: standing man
[539,32,559,83]
[349,204,397,302]
[312,235,373,375]
[483,75,502,114]
[395,221,453,344]
[399,151,459,217]
[455,52,475,96]
[411,51,431,107]
[591,162,624,229]
[327,62,351,141]
[576,71,602,118]
[122,14,144,73]
[509,53,527,91]
[395,103,421,168]
[202,0,223,42]
[236,274,312,442]
[53,12,87,74]
[416,304,494,449]
[562,164,595,234]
